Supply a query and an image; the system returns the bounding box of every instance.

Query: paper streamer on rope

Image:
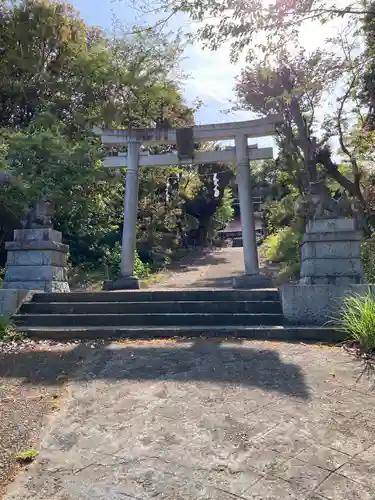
[213,173,219,198]
[165,178,170,203]
[164,171,223,202]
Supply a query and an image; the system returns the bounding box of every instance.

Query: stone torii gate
[95,115,282,289]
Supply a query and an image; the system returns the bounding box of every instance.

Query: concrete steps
[14,289,341,342]
[16,313,283,327]
[16,326,344,342]
[20,300,282,315]
[30,289,280,303]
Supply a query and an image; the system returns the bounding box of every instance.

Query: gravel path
[0,341,97,498]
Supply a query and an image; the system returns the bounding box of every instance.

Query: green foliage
[336,292,375,352]
[103,243,150,279]
[235,47,373,230]
[0,0,192,132]
[0,0,202,278]
[360,4,375,131]
[0,0,293,286]
[1,119,102,209]
[246,156,305,283]
[0,316,17,341]
[155,0,373,230]
[15,448,39,463]
[0,0,88,129]
[151,0,359,62]
[183,161,235,246]
[265,193,298,233]
[213,188,234,232]
[134,250,151,279]
[262,226,303,281]
[361,237,375,283]
[136,166,194,269]
[251,158,294,201]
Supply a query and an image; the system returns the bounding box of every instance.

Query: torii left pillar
[103,139,141,290]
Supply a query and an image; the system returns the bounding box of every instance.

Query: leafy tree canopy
[0,0,235,278]
[133,0,372,60]
[0,0,197,271]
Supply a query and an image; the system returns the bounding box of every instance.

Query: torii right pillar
[233,133,273,289]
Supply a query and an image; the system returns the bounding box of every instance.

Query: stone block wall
[3,228,70,292]
[300,218,364,285]
[0,289,35,319]
[280,284,374,325]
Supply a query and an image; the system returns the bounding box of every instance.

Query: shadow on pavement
[196,275,242,287]
[0,340,310,400]
[171,254,231,274]
[165,251,230,273]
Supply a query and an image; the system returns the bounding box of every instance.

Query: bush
[68,243,151,289]
[262,226,303,281]
[213,188,234,232]
[0,316,17,340]
[336,291,375,352]
[361,237,375,283]
[265,193,298,232]
[134,250,151,278]
[103,243,150,279]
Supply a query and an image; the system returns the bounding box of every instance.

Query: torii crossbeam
[95,115,283,290]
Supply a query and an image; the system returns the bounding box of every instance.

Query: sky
[71,0,249,121]
[70,0,345,152]
[70,0,278,149]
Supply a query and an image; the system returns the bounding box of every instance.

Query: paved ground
[149,247,246,288]
[149,247,280,289]
[4,339,375,500]
[2,247,375,499]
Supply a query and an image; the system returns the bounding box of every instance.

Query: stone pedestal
[300,217,364,285]
[103,276,140,291]
[3,228,70,292]
[233,273,273,289]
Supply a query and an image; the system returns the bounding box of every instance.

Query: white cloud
[180,37,259,130]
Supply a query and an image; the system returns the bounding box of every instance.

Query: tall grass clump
[336,291,375,352]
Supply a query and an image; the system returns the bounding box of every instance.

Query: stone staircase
[14,289,341,342]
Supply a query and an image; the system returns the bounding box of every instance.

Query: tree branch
[304,93,316,130]
[337,73,364,197]
[337,75,357,161]
[123,12,176,37]
[318,148,366,206]
[289,95,317,184]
